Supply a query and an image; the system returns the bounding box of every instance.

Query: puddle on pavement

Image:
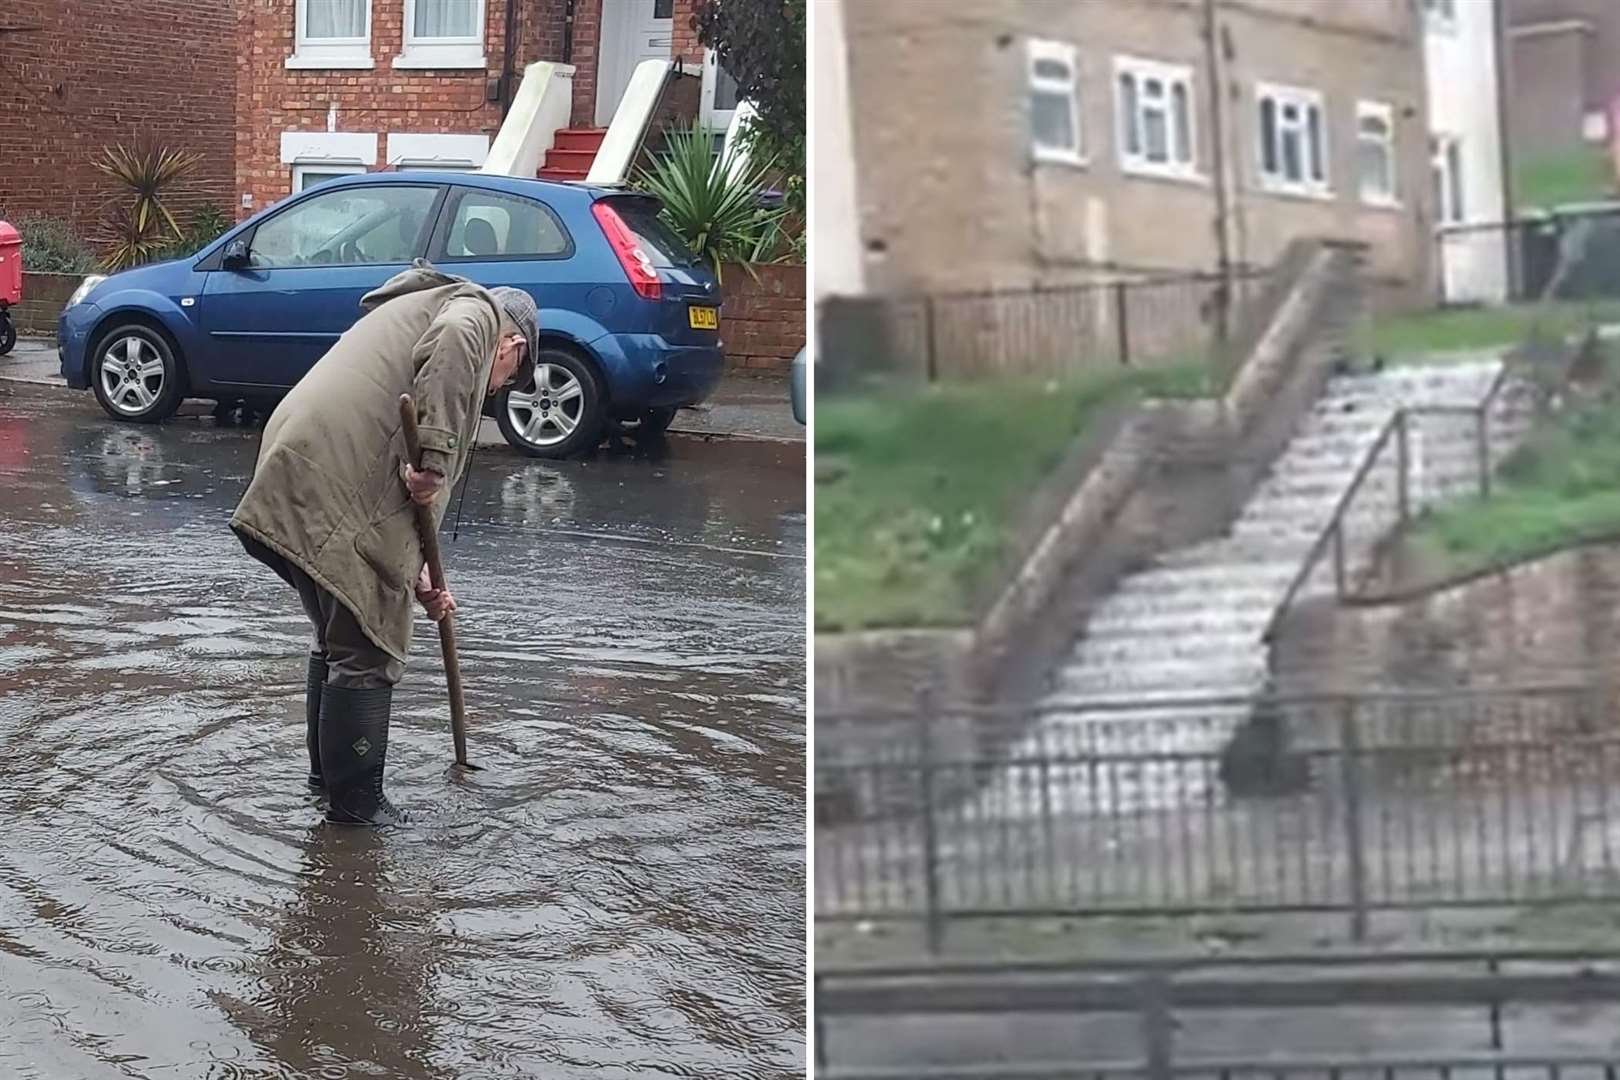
[0,391,807,1078]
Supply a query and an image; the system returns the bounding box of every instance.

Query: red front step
[542,148,597,172]
[539,127,607,183]
[554,127,607,152]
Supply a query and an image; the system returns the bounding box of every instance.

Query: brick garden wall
[719,263,805,373]
[12,273,81,335]
[0,0,236,239]
[1272,544,1620,694]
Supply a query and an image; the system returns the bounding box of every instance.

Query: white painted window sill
[1259,178,1333,202]
[1360,195,1402,212]
[1122,161,1206,186]
[392,49,488,70]
[1033,148,1088,170]
[285,53,375,70]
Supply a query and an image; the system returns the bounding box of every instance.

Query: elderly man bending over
[230,262,538,826]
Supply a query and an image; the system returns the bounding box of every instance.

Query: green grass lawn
[1362,300,1620,360]
[1407,394,1620,576]
[1515,147,1616,212]
[815,365,1212,633]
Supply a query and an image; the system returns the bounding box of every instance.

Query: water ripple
[0,394,806,1079]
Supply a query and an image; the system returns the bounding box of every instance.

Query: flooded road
[0,387,806,1078]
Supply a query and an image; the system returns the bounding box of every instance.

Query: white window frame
[1355,100,1397,206]
[1114,55,1198,181]
[292,162,368,193]
[1027,39,1084,167]
[1432,133,1465,225]
[1256,82,1329,197]
[1421,0,1458,34]
[288,0,374,70]
[395,0,488,69]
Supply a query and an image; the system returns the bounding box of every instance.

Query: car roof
[332,170,640,204]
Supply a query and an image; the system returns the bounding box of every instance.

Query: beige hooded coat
[229,264,504,663]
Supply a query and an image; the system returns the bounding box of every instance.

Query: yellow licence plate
[688,305,719,330]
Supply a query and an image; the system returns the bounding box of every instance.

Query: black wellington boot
[305,655,328,791]
[319,684,409,826]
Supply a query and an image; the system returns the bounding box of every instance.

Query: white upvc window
[1422,0,1458,33]
[1432,133,1465,224]
[1028,39,1083,165]
[288,0,373,69]
[1257,82,1328,195]
[396,0,488,69]
[1114,56,1197,179]
[292,162,368,193]
[1356,100,1396,205]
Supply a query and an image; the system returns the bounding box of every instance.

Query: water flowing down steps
[977,359,1534,819]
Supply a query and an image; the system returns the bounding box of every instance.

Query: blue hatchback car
[59,171,724,458]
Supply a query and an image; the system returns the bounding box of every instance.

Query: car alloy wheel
[99,334,169,416]
[495,347,605,459]
[506,362,586,449]
[93,328,182,423]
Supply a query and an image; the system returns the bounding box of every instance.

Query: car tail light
[591,201,661,301]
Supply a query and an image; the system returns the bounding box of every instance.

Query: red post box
[0,220,19,354]
[0,221,20,307]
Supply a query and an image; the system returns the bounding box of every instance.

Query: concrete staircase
[537,127,607,182]
[976,358,1535,819]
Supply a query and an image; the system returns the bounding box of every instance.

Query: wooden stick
[397,393,473,768]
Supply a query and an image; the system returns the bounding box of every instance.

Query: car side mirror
[222,238,251,270]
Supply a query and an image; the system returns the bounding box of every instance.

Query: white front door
[596,0,674,128]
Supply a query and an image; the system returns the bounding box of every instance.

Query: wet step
[1071,629,1262,667]
[1152,538,1315,568]
[1095,588,1283,621]
[1056,656,1271,697]
[1112,562,1297,595]
[1081,610,1271,641]
[1323,363,1503,399]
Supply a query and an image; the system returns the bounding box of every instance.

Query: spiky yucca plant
[635,123,784,282]
[93,141,202,270]
[97,205,173,272]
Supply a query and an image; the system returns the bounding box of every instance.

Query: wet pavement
[0,337,805,445]
[0,384,806,1078]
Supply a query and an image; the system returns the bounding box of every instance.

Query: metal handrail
[1261,408,1403,642]
[1262,366,1516,642]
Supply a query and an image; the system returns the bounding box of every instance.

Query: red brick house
[235,0,744,214]
[0,1,236,233]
